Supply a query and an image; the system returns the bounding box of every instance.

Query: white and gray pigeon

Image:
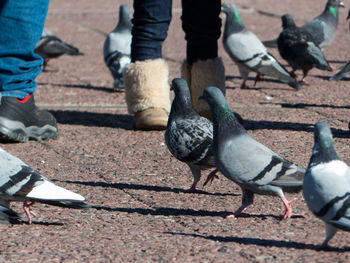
[303,122,350,248]
[329,61,350,81]
[277,14,332,83]
[35,28,84,71]
[300,0,344,49]
[200,86,305,220]
[103,4,132,91]
[164,78,218,193]
[0,147,88,224]
[221,2,302,90]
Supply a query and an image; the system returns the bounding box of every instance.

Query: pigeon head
[169,78,193,116]
[281,14,296,29]
[118,5,132,30]
[200,87,240,125]
[325,0,345,16]
[308,122,339,168]
[222,2,244,33]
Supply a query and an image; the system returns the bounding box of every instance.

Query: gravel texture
[1,0,350,262]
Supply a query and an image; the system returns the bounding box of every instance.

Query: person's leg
[124,0,172,130]
[181,0,225,120]
[0,0,58,142]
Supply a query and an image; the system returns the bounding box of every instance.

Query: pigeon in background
[35,28,84,71]
[303,122,350,248]
[200,87,305,220]
[164,78,218,193]
[103,4,132,91]
[277,14,332,83]
[0,147,88,224]
[301,0,344,49]
[329,61,350,81]
[221,2,302,90]
[347,10,350,32]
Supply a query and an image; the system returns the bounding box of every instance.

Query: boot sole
[0,117,58,142]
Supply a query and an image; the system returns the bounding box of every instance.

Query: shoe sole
[0,117,58,142]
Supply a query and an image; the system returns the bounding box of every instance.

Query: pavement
[1,0,350,262]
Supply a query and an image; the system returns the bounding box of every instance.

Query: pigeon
[303,122,350,248]
[329,61,350,81]
[164,78,218,193]
[103,4,132,91]
[277,14,332,83]
[348,10,350,32]
[35,28,84,70]
[300,0,344,49]
[0,147,88,224]
[221,2,302,90]
[200,86,305,220]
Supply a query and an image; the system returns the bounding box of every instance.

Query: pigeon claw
[203,169,219,187]
[183,182,199,193]
[23,201,35,224]
[280,197,297,221]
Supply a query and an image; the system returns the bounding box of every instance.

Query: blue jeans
[131,0,221,64]
[0,0,49,99]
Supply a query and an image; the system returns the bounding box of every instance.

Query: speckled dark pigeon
[200,86,305,220]
[303,122,350,248]
[221,2,302,90]
[103,4,132,91]
[0,147,88,224]
[300,0,344,48]
[35,28,84,70]
[164,78,218,193]
[277,14,332,82]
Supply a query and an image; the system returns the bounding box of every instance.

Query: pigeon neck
[307,140,340,168]
[224,10,245,37]
[170,94,194,119]
[324,4,339,19]
[117,12,132,31]
[211,103,245,140]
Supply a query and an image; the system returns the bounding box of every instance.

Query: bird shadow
[38,82,115,93]
[163,232,350,252]
[89,204,297,220]
[53,179,239,197]
[225,75,296,90]
[50,110,133,130]
[10,220,64,226]
[242,119,350,139]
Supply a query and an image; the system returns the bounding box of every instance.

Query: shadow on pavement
[54,179,239,197]
[163,232,350,252]
[51,110,133,130]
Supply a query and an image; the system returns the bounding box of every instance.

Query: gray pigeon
[329,61,350,81]
[221,2,302,90]
[0,147,88,224]
[103,4,132,91]
[303,122,350,248]
[277,14,332,82]
[200,86,305,220]
[35,28,84,70]
[164,78,218,193]
[300,0,344,49]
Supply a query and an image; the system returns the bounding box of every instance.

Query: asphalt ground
[1,0,350,262]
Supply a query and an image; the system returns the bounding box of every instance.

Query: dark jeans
[131,0,221,64]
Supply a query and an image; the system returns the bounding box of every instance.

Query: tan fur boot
[181,57,225,120]
[123,59,170,130]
